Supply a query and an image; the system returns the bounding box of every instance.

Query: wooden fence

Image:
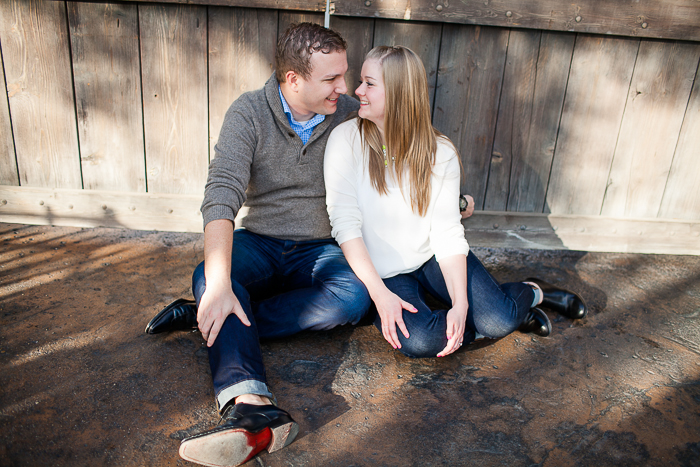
[0,0,699,254]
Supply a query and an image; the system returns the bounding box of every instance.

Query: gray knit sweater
[201,74,360,241]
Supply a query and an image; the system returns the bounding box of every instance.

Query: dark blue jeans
[192,229,371,410]
[379,251,534,358]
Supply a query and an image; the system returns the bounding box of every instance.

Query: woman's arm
[340,238,417,350]
[436,254,468,357]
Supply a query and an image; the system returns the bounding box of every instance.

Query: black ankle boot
[518,307,551,337]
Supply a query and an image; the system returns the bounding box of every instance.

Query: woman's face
[355,59,386,132]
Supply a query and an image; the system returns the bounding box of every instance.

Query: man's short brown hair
[275,23,347,83]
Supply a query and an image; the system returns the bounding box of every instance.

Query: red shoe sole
[179,427,272,467]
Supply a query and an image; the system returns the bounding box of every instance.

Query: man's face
[294,50,349,118]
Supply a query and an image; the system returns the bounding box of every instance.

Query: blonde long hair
[359,46,449,217]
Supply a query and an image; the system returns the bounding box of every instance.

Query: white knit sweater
[324,119,469,279]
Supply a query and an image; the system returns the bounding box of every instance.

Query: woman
[324,46,586,358]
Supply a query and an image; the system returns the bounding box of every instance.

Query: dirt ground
[1,222,699,467]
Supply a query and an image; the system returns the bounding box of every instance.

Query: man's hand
[197,280,250,347]
[461,194,475,219]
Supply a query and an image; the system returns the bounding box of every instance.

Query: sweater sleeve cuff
[202,204,236,230]
[433,241,470,263]
[333,228,363,246]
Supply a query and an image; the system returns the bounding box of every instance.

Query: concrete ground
[1,222,699,467]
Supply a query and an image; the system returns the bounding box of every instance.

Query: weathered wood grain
[372,19,442,109]
[278,10,324,34]
[92,0,700,42]
[0,185,203,232]
[0,45,18,186]
[432,24,509,209]
[602,40,700,218]
[513,31,574,213]
[334,0,700,42]
[139,4,208,195]
[208,7,277,156]
[68,2,145,192]
[488,31,574,213]
[485,29,540,212]
[461,211,700,255]
[329,15,374,99]
[659,59,700,221]
[2,186,699,254]
[0,0,81,189]
[546,35,639,216]
[121,0,327,13]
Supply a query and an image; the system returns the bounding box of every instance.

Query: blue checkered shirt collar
[279,86,325,145]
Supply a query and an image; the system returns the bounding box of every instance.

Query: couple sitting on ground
[145,22,587,467]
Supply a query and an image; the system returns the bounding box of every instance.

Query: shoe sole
[179,420,298,467]
[144,299,196,334]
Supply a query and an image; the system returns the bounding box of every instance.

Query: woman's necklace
[382,145,394,167]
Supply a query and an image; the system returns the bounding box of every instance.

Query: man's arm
[197,219,251,347]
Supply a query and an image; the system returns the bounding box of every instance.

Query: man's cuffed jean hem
[216,379,275,412]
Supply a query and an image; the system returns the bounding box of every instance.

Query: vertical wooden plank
[140,4,208,195]
[372,19,442,109]
[209,7,277,157]
[329,15,373,99]
[659,60,700,221]
[0,44,18,185]
[506,32,575,213]
[546,35,639,215]
[68,2,145,192]
[432,24,509,207]
[484,29,540,212]
[601,40,700,218]
[0,0,81,189]
[278,11,323,35]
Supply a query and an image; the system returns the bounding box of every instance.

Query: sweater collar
[264,74,335,143]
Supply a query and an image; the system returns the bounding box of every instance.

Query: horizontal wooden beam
[1,186,699,255]
[101,0,700,42]
[463,212,700,256]
[334,0,700,42]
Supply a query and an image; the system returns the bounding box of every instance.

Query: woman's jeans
[192,229,371,410]
[379,251,534,358]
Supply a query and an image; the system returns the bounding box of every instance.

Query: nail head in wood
[364,0,371,6]
[575,16,582,23]
[39,200,44,206]
[505,11,512,17]
[436,4,443,11]
[642,22,648,28]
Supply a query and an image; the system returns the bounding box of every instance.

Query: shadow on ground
[1,223,699,466]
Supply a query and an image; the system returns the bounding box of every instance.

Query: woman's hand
[372,286,418,350]
[437,302,468,357]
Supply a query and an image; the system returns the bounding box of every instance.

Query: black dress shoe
[518,307,552,337]
[179,403,299,467]
[526,277,588,320]
[144,298,198,334]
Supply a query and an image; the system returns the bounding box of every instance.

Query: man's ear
[285,70,300,92]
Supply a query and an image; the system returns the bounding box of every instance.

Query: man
[145,23,371,467]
